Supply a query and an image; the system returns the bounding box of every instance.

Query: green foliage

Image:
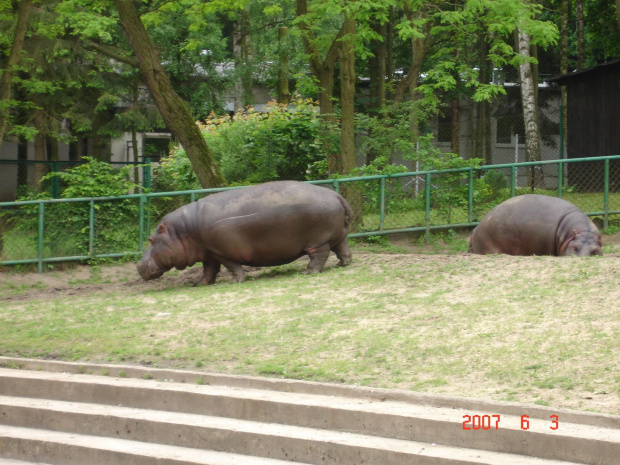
[7,158,141,261]
[155,99,333,191]
[416,136,485,223]
[355,101,421,164]
[348,157,415,215]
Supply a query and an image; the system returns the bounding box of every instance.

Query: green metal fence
[1,155,619,273]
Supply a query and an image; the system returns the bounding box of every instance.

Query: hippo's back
[469,194,581,256]
[196,181,349,224]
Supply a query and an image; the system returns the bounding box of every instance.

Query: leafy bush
[347,156,417,214]
[154,99,334,191]
[415,137,485,223]
[6,158,141,261]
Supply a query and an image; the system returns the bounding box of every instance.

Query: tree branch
[85,41,139,67]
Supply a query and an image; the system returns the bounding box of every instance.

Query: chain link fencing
[1,155,618,272]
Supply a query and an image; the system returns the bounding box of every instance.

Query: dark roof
[547,59,620,85]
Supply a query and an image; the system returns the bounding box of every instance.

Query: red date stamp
[462,414,559,430]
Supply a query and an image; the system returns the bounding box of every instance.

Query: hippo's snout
[137,254,165,281]
[565,231,603,257]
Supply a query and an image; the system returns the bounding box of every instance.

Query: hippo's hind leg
[332,238,352,267]
[219,258,246,283]
[305,244,331,274]
[197,258,221,285]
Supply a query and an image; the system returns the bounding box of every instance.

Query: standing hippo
[469,194,602,256]
[137,181,353,284]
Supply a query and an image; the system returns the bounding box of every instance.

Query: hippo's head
[137,222,188,280]
[564,230,603,257]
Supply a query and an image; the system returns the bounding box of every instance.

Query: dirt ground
[2,231,620,302]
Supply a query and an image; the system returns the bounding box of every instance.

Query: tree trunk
[33,109,47,190]
[451,98,459,155]
[47,137,59,161]
[531,43,539,107]
[277,27,291,105]
[394,7,429,104]
[385,8,394,101]
[561,0,569,158]
[340,16,356,175]
[366,18,386,164]
[17,135,28,188]
[576,0,585,70]
[295,0,344,175]
[477,33,492,165]
[114,0,226,188]
[339,14,362,227]
[368,20,386,113]
[516,30,543,189]
[232,11,253,111]
[0,0,32,148]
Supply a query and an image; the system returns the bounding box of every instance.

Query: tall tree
[339,13,356,175]
[560,0,569,157]
[516,29,543,186]
[277,27,291,105]
[0,0,32,148]
[113,0,226,188]
[295,0,345,174]
[576,0,585,70]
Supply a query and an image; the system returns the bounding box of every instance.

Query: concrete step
[0,425,305,465]
[0,395,591,465]
[0,358,618,465]
[0,368,618,464]
[0,459,51,465]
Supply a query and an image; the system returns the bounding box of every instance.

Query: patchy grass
[0,235,619,415]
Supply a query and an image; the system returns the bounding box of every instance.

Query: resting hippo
[469,194,602,256]
[137,181,353,284]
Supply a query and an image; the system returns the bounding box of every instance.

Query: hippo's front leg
[197,258,221,285]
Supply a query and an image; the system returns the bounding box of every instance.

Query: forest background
[1,0,620,194]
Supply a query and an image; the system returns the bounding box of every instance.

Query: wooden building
[548,59,620,191]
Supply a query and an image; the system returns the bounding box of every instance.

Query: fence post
[37,202,44,273]
[559,103,564,159]
[557,160,564,198]
[138,194,146,252]
[468,168,474,223]
[143,158,152,191]
[51,161,60,199]
[333,180,340,194]
[604,158,610,230]
[510,165,516,197]
[425,173,431,243]
[379,177,385,231]
[89,200,95,259]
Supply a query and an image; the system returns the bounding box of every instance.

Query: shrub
[5,158,141,261]
[154,99,334,191]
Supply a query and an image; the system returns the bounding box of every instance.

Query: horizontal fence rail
[1,155,619,272]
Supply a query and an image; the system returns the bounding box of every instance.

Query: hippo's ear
[157,223,168,235]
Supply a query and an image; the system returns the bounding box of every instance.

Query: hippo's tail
[338,195,354,230]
